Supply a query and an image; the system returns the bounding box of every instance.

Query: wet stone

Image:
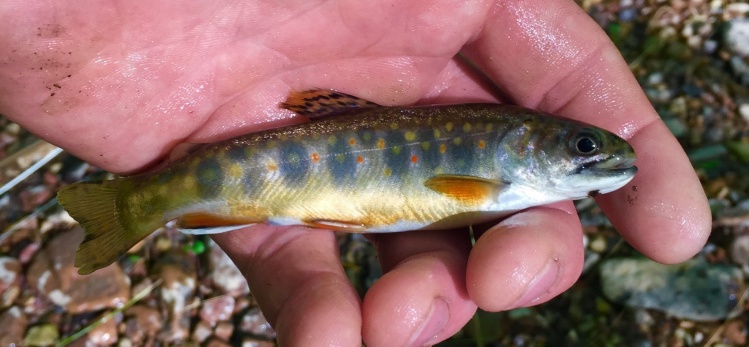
[86,316,118,346]
[200,295,236,327]
[242,339,276,347]
[208,240,249,295]
[26,227,130,314]
[214,321,234,341]
[0,306,27,346]
[600,257,744,321]
[24,323,59,347]
[730,234,749,270]
[192,320,213,343]
[155,253,196,343]
[124,305,162,346]
[726,19,749,57]
[240,307,276,339]
[0,256,21,308]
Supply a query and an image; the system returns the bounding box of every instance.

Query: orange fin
[303,219,368,233]
[175,212,260,234]
[424,175,508,205]
[280,89,380,119]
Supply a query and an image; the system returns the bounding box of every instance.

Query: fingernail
[512,260,559,308]
[408,297,449,347]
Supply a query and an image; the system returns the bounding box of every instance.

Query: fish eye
[571,132,601,155]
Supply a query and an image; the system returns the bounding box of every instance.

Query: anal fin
[303,219,368,233]
[281,89,380,119]
[424,174,508,205]
[174,212,261,235]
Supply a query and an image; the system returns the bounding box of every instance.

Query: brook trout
[57,89,637,274]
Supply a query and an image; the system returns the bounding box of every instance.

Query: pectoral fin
[424,175,508,205]
[175,213,261,235]
[281,89,380,119]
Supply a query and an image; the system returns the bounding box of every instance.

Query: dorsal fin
[280,89,380,119]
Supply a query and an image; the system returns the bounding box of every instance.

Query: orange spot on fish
[478,140,486,149]
[377,138,385,149]
[439,144,447,154]
[311,152,320,163]
[349,138,356,145]
[410,155,419,163]
[267,163,278,171]
[357,155,364,164]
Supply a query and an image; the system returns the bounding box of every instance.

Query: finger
[461,0,710,262]
[362,230,477,346]
[211,226,361,346]
[467,203,584,311]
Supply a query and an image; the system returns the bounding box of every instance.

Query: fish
[57,89,637,274]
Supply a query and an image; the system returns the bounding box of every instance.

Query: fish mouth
[576,156,637,177]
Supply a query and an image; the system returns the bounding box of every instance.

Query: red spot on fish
[357,155,364,164]
[410,155,418,163]
[311,152,320,163]
[377,138,386,149]
[478,140,486,149]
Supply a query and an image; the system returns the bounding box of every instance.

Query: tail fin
[57,179,155,275]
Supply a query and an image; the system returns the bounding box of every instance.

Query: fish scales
[57,89,637,274]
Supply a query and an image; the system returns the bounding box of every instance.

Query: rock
[242,339,276,347]
[0,257,21,308]
[240,307,276,339]
[26,227,131,314]
[739,104,749,123]
[155,254,196,343]
[200,295,236,327]
[0,306,27,346]
[600,257,744,321]
[124,305,162,346]
[208,240,249,295]
[204,336,232,347]
[192,320,213,343]
[731,234,749,269]
[726,19,749,57]
[24,323,59,347]
[87,316,118,346]
[214,321,234,341]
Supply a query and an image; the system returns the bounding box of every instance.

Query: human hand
[0,0,710,345]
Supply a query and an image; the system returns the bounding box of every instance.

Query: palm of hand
[0,1,710,346]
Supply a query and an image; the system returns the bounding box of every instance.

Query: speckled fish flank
[57,89,637,274]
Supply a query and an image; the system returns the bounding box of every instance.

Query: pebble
[739,104,749,123]
[26,227,130,314]
[87,316,118,346]
[192,320,213,343]
[0,306,27,346]
[124,305,162,345]
[240,307,276,339]
[0,256,21,308]
[156,254,196,342]
[242,339,276,347]
[726,19,749,57]
[600,257,744,321]
[208,240,249,295]
[215,321,234,341]
[200,295,236,327]
[24,323,59,347]
[730,234,749,270]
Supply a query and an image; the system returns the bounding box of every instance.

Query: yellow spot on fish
[228,164,243,179]
[463,123,472,132]
[183,177,196,190]
[349,137,357,145]
[404,131,416,142]
[478,140,487,149]
[327,135,337,145]
[312,133,321,140]
[392,146,401,155]
[453,137,462,145]
[439,144,447,154]
[421,142,431,151]
[363,132,372,142]
[445,122,454,132]
[311,152,320,163]
[377,138,386,149]
[485,124,493,132]
[335,153,346,163]
[384,168,392,176]
[434,129,441,138]
[390,123,399,130]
